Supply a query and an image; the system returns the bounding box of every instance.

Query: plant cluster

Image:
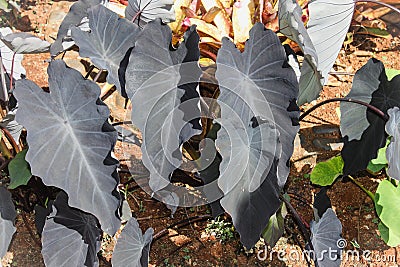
[0,0,398,266]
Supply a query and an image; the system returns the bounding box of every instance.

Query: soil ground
[1,1,400,266]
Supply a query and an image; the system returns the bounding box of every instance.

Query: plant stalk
[0,52,9,112]
[347,175,375,201]
[9,52,16,93]
[299,98,388,122]
[280,195,316,261]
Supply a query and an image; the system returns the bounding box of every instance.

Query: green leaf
[367,162,386,174]
[378,221,390,244]
[310,156,343,186]
[367,139,389,174]
[262,197,288,247]
[0,0,10,12]
[386,69,400,81]
[8,149,31,189]
[375,180,400,247]
[370,139,389,165]
[359,27,391,39]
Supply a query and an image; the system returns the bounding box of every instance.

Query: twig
[152,215,212,241]
[111,121,132,126]
[84,65,96,79]
[299,98,388,122]
[93,69,103,83]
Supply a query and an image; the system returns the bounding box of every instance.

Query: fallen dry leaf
[232,0,254,43]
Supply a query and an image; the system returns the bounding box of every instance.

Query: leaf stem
[280,195,317,266]
[0,125,20,153]
[355,0,400,16]
[93,68,103,83]
[9,52,16,93]
[0,52,9,110]
[347,175,375,201]
[299,97,388,122]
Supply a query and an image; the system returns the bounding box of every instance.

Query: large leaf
[278,0,323,105]
[72,4,140,97]
[125,0,175,26]
[0,32,50,54]
[42,192,102,267]
[310,208,342,267]
[216,22,299,188]
[0,187,16,261]
[310,156,343,186]
[50,0,102,56]
[340,59,384,141]
[8,149,31,189]
[0,27,25,100]
[341,59,400,175]
[307,0,354,85]
[385,107,400,180]
[215,23,299,248]
[375,180,400,247]
[111,217,154,267]
[126,21,201,192]
[14,60,121,235]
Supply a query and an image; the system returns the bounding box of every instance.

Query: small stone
[365,214,372,220]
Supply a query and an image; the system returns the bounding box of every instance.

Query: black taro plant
[0,0,399,266]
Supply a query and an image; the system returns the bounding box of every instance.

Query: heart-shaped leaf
[125,0,175,26]
[215,23,299,248]
[111,217,154,267]
[310,156,343,186]
[8,149,31,189]
[50,0,102,56]
[385,107,400,180]
[72,4,140,97]
[375,180,400,247]
[341,59,400,175]
[14,60,121,235]
[310,208,342,267]
[307,0,354,85]
[216,22,299,189]
[42,192,102,267]
[0,187,16,261]
[0,32,50,54]
[126,21,201,192]
[278,0,323,105]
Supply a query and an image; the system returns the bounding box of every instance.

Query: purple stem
[299,97,388,122]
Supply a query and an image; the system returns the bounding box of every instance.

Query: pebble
[312,126,340,135]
